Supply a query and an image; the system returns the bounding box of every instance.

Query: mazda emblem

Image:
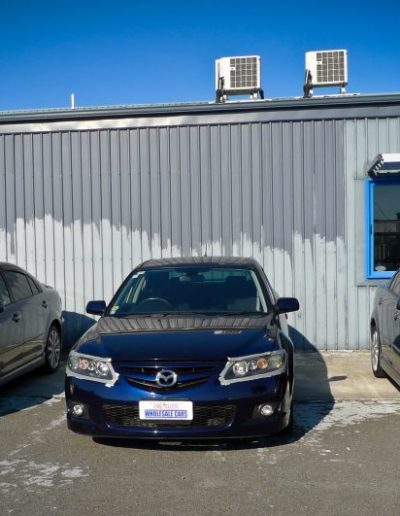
[155,369,178,388]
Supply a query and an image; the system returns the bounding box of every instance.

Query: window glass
[4,271,33,302]
[0,274,11,306]
[108,267,268,316]
[27,276,40,295]
[373,183,400,273]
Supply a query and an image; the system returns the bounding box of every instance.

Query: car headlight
[219,350,286,385]
[66,351,119,386]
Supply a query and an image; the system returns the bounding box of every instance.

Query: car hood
[74,315,279,361]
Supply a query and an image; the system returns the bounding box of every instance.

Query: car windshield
[108,266,269,316]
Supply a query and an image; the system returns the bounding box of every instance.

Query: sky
[0,0,400,111]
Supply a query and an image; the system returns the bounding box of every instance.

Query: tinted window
[4,271,33,302]
[27,276,41,295]
[0,274,11,305]
[108,267,268,316]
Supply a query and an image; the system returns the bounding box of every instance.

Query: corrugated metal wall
[1,114,399,349]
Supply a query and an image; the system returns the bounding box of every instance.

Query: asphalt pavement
[1,352,400,516]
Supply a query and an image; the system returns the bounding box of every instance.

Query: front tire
[43,325,62,373]
[371,328,386,378]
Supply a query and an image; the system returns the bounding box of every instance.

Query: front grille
[103,403,236,429]
[120,362,218,392]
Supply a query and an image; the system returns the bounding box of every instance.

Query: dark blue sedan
[65,257,299,440]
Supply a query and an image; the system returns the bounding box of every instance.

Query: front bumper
[65,373,292,440]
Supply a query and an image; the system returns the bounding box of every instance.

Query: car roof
[138,256,263,270]
[0,262,29,273]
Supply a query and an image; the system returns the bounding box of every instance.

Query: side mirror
[0,301,4,314]
[397,298,400,311]
[275,297,300,314]
[86,300,107,316]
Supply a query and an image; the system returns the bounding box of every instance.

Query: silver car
[0,263,63,386]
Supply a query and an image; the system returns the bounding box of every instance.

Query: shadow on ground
[0,362,66,417]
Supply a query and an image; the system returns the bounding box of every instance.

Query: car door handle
[394,311,400,321]
[41,300,48,309]
[378,298,383,306]
[12,312,22,322]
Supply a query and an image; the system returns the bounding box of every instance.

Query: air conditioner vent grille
[229,56,259,89]
[315,51,346,84]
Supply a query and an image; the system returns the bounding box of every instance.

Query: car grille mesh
[120,363,218,392]
[103,403,236,428]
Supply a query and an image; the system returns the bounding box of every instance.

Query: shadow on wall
[62,311,96,350]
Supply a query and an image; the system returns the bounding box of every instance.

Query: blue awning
[365,153,400,178]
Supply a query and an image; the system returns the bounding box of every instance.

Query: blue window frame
[366,179,400,279]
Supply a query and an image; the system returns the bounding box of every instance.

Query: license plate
[139,400,193,421]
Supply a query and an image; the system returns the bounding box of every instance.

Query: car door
[0,272,24,377]
[376,278,396,362]
[389,272,400,375]
[2,270,40,370]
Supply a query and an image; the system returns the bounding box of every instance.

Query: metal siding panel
[250,124,262,264]
[219,126,232,254]
[5,135,16,264]
[170,127,182,256]
[61,133,75,309]
[189,126,202,256]
[302,122,317,348]
[179,127,192,256]
[81,131,94,302]
[129,129,143,265]
[200,126,212,256]
[99,130,113,302]
[42,133,54,285]
[335,121,348,350]
[119,130,133,277]
[51,133,65,299]
[314,121,328,349]
[231,125,242,256]
[0,136,6,261]
[291,122,306,350]
[261,123,273,278]
[90,131,104,299]
[110,130,122,289]
[324,121,338,349]
[209,126,221,255]
[159,127,172,257]
[241,124,253,257]
[71,132,84,313]
[14,134,26,269]
[282,122,293,298]
[344,120,359,349]
[33,134,46,282]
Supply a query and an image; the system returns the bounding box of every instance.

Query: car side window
[4,271,33,302]
[27,276,41,295]
[0,274,12,306]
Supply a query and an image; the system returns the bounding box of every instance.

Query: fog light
[71,403,84,417]
[259,404,274,417]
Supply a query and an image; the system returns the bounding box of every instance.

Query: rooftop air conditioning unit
[304,49,348,97]
[215,55,263,102]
